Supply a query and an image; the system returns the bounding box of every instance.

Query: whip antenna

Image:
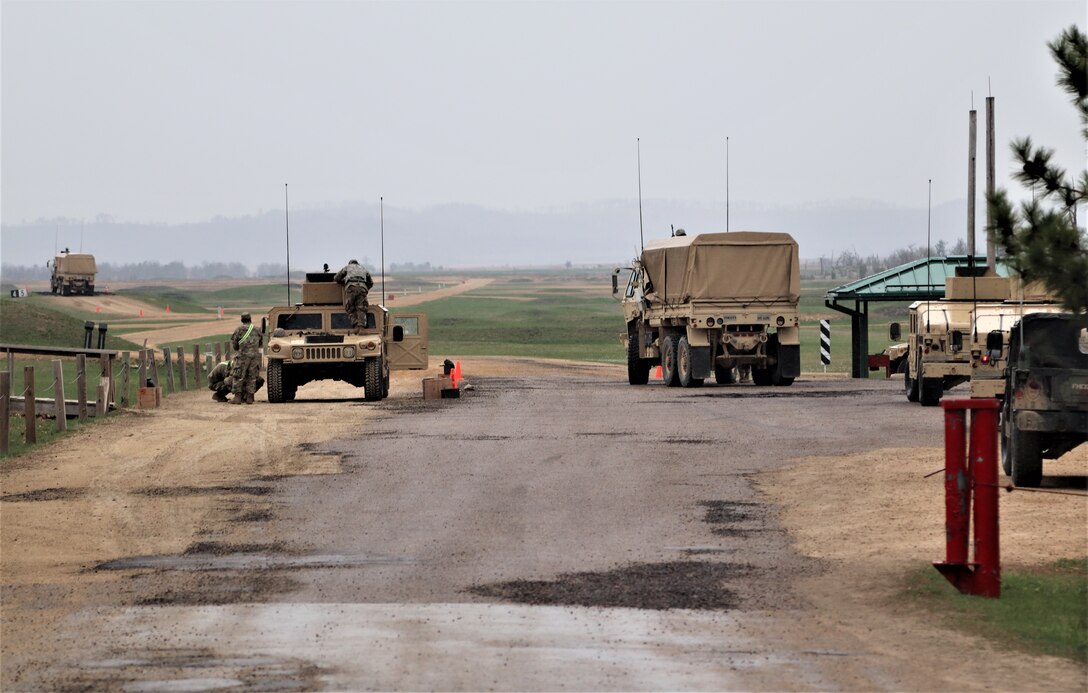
[726,136,730,232]
[285,183,292,305]
[380,197,386,305]
[926,179,932,331]
[637,138,644,252]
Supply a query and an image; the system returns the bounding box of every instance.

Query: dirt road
[2,360,1085,691]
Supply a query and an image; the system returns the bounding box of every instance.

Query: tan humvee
[613,231,801,387]
[48,251,97,296]
[263,271,428,403]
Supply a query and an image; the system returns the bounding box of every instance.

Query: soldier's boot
[212,391,228,402]
[230,394,244,404]
[245,393,255,404]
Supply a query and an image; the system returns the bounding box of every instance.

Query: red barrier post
[942,408,970,565]
[970,403,1001,597]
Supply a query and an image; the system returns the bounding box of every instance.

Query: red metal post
[942,408,970,564]
[935,398,1002,598]
[969,403,1001,597]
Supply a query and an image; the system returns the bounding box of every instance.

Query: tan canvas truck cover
[640,232,800,305]
[56,254,97,274]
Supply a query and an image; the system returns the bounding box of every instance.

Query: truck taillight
[271,344,281,353]
[980,354,990,364]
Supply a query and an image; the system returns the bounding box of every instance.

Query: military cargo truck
[48,251,97,295]
[613,231,801,388]
[999,312,1088,487]
[263,271,428,403]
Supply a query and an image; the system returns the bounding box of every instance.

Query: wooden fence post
[23,366,36,444]
[76,354,88,422]
[149,349,161,389]
[164,348,176,394]
[176,346,188,391]
[120,351,131,408]
[96,381,108,418]
[52,360,67,432]
[5,352,13,397]
[1,371,10,454]
[138,351,147,390]
[101,354,114,408]
[205,352,213,383]
[192,345,202,387]
[214,343,222,364]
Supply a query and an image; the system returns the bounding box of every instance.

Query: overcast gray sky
[2,0,1085,264]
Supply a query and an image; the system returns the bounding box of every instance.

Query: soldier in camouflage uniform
[334,259,374,333]
[208,358,264,403]
[229,312,263,404]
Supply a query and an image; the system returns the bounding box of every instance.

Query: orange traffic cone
[95,306,100,313]
[655,365,662,379]
[454,360,463,384]
[166,305,170,313]
[449,368,458,388]
[139,309,144,317]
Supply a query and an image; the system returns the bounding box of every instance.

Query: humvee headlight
[776,316,785,326]
[343,345,356,358]
[291,347,304,359]
[366,341,377,351]
[270,344,281,353]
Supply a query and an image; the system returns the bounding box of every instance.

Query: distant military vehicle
[893,275,1063,406]
[47,250,97,296]
[966,302,1066,399]
[263,271,428,403]
[613,231,801,387]
[998,312,1088,487]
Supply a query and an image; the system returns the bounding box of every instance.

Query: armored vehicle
[967,302,1066,399]
[999,312,1088,487]
[613,231,801,387]
[263,271,428,403]
[48,251,97,295]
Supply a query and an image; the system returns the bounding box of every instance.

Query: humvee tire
[715,364,737,385]
[627,334,651,385]
[1008,421,1043,487]
[677,337,704,388]
[901,360,920,402]
[661,335,681,387]
[1000,411,1013,477]
[364,357,384,402]
[751,367,773,386]
[919,377,942,406]
[267,359,286,403]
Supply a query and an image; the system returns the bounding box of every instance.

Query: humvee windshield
[278,313,322,330]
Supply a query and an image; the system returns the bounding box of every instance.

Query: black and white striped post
[820,320,831,372]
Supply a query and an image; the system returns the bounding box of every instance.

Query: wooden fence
[1,339,235,454]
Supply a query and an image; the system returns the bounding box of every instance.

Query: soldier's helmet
[348,259,359,265]
[241,312,251,323]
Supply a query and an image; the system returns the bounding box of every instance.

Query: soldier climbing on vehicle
[334,259,375,333]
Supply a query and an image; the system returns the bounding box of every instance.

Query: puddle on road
[136,572,301,607]
[132,485,275,498]
[0,487,85,502]
[65,648,322,693]
[469,561,747,610]
[700,500,781,537]
[94,552,415,572]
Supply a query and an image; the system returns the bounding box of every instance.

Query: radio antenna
[926,179,932,332]
[380,196,386,305]
[637,138,644,252]
[285,183,292,305]
[726,136,730,232]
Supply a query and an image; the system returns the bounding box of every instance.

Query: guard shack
[824,255,1008,378]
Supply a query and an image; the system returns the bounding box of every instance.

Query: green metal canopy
[824,255,1009,377]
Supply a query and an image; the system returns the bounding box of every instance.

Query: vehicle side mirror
[986,330,1003,352]
[261,317,267,335]
[950,330,963,352]
[889,322,901,341]
[611,270,619,296]
[393,325,404,342]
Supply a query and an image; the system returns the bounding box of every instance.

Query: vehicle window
[331,313,353,330]
[394,316,419,336]
[277,313,322,330]
[625,270,638,298]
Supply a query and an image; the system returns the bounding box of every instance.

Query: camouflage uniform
[334,260,374,331]
[230,314,263,404]
[208,360,233,401]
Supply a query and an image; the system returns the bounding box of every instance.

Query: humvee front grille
[305,346,343,360]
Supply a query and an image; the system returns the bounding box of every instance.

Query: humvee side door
[388,313,429,370]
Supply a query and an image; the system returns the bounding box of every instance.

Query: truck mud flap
[778,344,800,378]
[691,346,712,380]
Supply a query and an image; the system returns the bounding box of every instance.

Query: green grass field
[903,558,1088,661]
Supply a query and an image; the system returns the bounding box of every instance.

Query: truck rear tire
[1009,423,1043,487]
[267,360,285,403]
[364,357,384,401]
[627,335,651,385]
[751,367,773,386]
[677,337,704,388]
[902,361,919,402]
[661,335,681,387]
[714,364,736,385]
[919,377,942,406]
